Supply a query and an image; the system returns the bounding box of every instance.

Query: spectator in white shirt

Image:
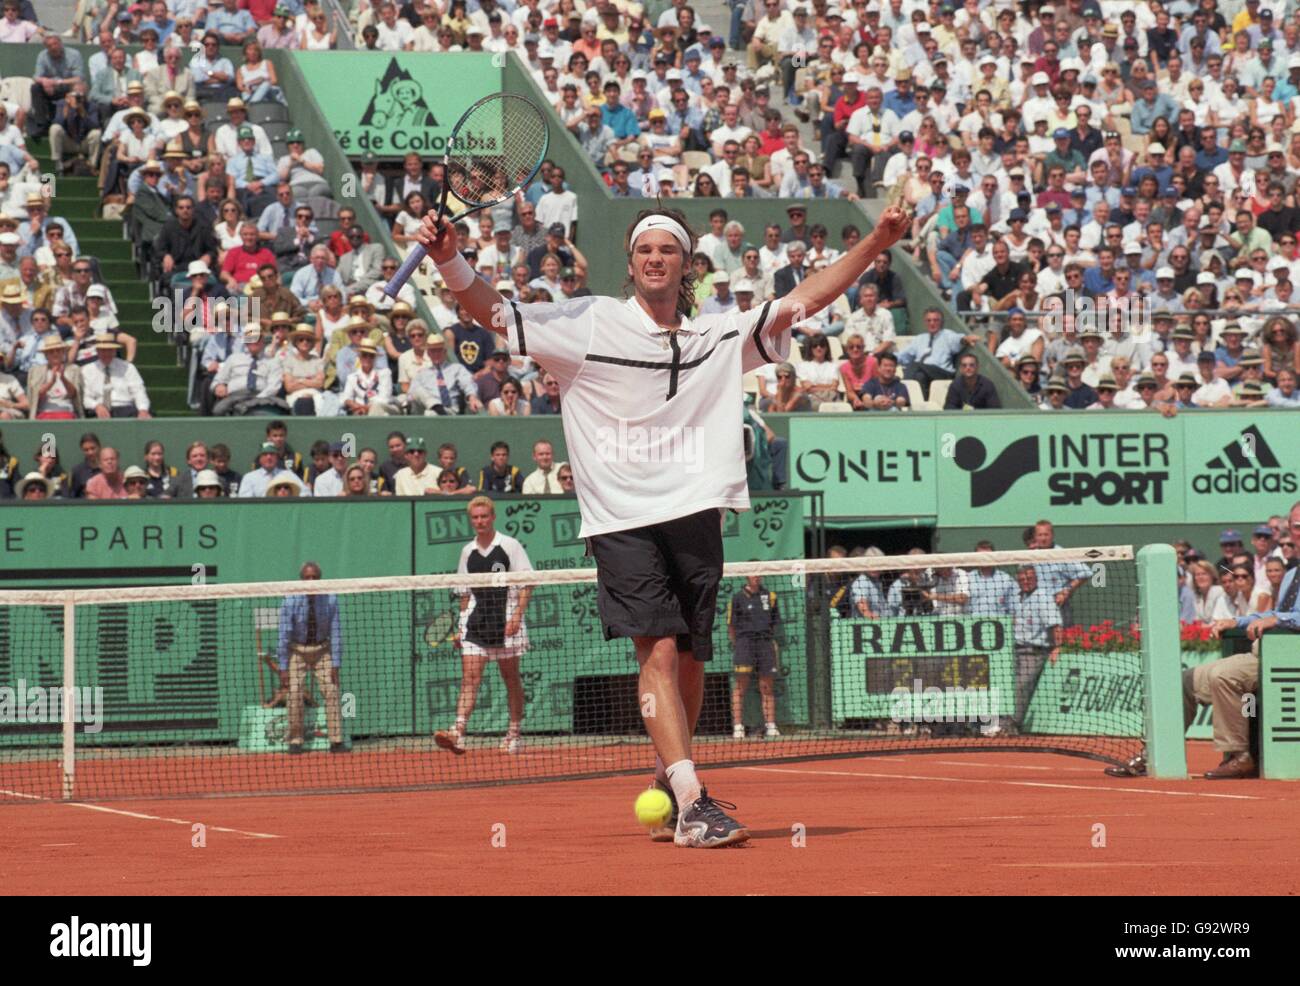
[341,340,394,415]
[521,439,563,494]
[534,166,578,238]
[312,442,350,496]
[82,334,152,418]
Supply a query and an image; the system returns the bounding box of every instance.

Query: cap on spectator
[1288,54,1300,70]
[124,108,151,126]
[1171,326,1196,340]
[1009,208,1028,222]
[1175,372,1198,387]
[466,24,484,35]
[1221,323,1246,336]
[1147,142,1165,155]
[126,80,144,93]
[1156,266,1175,279]
[269,311,294,328]
[495,280,514,292]
[122,466,149,485]
[1045,203,1062,213]
[1053,127,1070,139]
[915,21,931,33]
[785,204,806,214]
[1121,185,1137,196]
[1020,53,1037,64]
[289,323,315,341]
[1220,528,1244,545]
[285,129,304,143]
[92,333,122,350]
[1045,376,1069,393]
[1031,71,1051,86]
[227,97,246,110]
[978,54,997,67]
[1135,373,1157,388]
[237,125,254,139]
[1261,7,1274,18]
[1239,381,1265,397]
[1079,327,1105,340]
[0,232,17,246]
[1270,256,1291,272]
[1236,269,1260,286]
[1229,139,1247,153]
[1123,241,1142,255]
[187,260,211,278]
[898,130,914,142]
[547,222,566,237]
[1197,351,1217,363]
[648,107,666,119]
[523,32,539,44]
[712,270,730,284]
[732,278,754,294]
[348,294,374,311]
[1096,374,1118,391]
[39,334,70,352]
[1102,23,1118,37]
[1196,271,1216,285]
[684,45,702,61]
[1007,166,1025,177]
[161,90,183,107]
[244,323,268,342]
[1160,184,1177,197]
[183,98,202,113]
[665,68,683,80]
[357,340,378,356]
[896,67,912,81]
[1060,58,1085,74]
[1153,311,1175,322]
[1239,350,1264,366]
[1015,352,1039,369]
[273,3,291,14]
[1267,142,1286,156]
[558,267,577,279]
[138,158,163,174]
[1062,346,1085,363]
[842,72,860,85]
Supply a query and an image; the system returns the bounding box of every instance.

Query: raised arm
[414,213,509,336]
[767,206,910,338]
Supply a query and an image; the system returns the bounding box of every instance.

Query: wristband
[436,252,476,292]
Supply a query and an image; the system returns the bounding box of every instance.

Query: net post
[61,598,76,801]
[1137,543,1187,779]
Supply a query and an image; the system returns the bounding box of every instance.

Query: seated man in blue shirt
[895,306,981,399]
[858,351,909,410]
[277,561,347,754]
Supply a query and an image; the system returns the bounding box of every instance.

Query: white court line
[931,760,1100,773]
[740,765,1263,801]
[1,789,281,839]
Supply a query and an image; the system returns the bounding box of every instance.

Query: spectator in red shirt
[84,446,128,500]
[823,73,867,179]
[240,0,278,25]
[1036,165,1072,212]
[221,221,276,291]
[328,206,368,258]
[757,112,785,156]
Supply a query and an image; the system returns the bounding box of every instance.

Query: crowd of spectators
[0,420,575,498]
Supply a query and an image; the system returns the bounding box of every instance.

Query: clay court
[4,743,1296,896]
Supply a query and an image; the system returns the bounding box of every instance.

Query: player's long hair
[623,208,698,318]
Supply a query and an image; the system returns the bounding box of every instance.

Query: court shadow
[747,826,867,840]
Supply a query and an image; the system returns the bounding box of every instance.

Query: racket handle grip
[383,246,427,299]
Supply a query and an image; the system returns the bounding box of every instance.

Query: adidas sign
[1193,425,1299,496]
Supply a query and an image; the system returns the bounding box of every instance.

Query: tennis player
[415,203,910,848]
[435,496,534,755]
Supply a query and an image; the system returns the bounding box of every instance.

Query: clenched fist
[876,205,911,244]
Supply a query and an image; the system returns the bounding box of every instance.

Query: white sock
[654,755,669,787]
[666,759,701,809]
[454,717,466,734]
[766,721,776,730]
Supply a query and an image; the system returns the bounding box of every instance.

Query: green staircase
[35,141,192,416]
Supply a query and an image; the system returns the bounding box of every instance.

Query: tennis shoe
[434,728,466,755]
[732,723,746,740]
[764,724,781,739]
[500,731,521,754]
[648,780,678,843]
[674,787,750,848]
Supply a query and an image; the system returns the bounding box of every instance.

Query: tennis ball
[635,787,673,828]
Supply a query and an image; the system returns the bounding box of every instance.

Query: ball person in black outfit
[728,576,782,740]
[435,496,534,755]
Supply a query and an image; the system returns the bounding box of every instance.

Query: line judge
[414,202,910,848]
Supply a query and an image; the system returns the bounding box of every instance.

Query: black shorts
[733,637,777,676]
[587,508,724,662]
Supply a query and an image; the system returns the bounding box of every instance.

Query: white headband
[629,215,691,254]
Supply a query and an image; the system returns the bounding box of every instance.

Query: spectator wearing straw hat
[276,561,345,754]
[282,323,327,415]
[1039,373,1069,410]
[82,333,151,418]
[192,469,224,498]
[333,317,390,392]
[121,464,151,499]
[15,471,55,500]
[25,335,80,419]
[341,338,394,416]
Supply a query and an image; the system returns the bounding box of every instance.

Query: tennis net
[0,545,1152,802]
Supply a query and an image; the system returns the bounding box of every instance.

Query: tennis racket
[383,92,550,298]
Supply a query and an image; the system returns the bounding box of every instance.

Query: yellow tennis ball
[635,788,673,828]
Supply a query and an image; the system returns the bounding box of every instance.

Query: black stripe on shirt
[751,301,775,364]
[584,329,740,372]
[510,300,526,356]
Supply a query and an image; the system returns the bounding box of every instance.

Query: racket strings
[445,94,548,207]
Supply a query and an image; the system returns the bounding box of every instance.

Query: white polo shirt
[503,294,790,537]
